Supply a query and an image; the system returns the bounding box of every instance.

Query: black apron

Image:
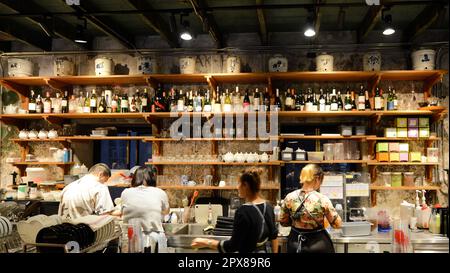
[286,193,335,253]
[249,202,272,253]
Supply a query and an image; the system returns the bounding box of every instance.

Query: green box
[419,127,430,138]
[397,128,408,138]
[385,128,397,138]
[376,142,389,152]
[396,118,408,128]
[419,118,429,127]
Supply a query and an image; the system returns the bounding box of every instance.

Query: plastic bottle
[127,226,135,253]
[435,212,441,234]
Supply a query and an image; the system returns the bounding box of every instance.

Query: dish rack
[0,224,24,253]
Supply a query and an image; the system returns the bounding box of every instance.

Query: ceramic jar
[95,57,113,76]
[412,49,435,70]
[8,58,33,77]
[19,130,28,139]
[268,55,288,72]
[179,56,196,74]
[137,56,158,74]
[316,53,334,72]
[48,129,58,139]
[225,56,241,73]
[363,52,381,71]
[38,130,48,139]
[28,130,38,139]
[53,57,75,76]
[260,152,269,162]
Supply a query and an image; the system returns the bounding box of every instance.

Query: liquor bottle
[232,86,240,112]
[304,88,313,111]
[154,86,166,112]
[351,91,357,110]
[140,89,149,112]
[53,92,62,113]
[253,88,260,112]
[89,89,97,113]
[61,91,69,113]
[337,90,343,111]
[28,90,37,113]
[330,89,338,111]
[274,89,282,111]
[386,87,395,111]
[295,89,304,111]
[43,91,52,114]
[185,91,192,112]
[111,94,118,113]
[77,93,84,113]
[344,90,352,111]
[318,89,326,112]
[243,89,250,112]
[193,91,201,112]
[121,93,129,113]
[213,87,221,112]
[98,92,107,113]
[284,89,293,111]
[36,94,43,114]
[129,93,137,112]
[203,90,212,112]
[224,89,232,113]
[135,90,142,112]
[392,88,398,110]
[263,88,270,112]
[374,87,382,110]
[358,85,366,111]
[168,88,176,112]
[83,91,91,113]
[176,90,185,112]
[364,90,371,110]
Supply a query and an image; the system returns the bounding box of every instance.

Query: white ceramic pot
[137,56,158,74]
[268,55,288,72]
[260,152,269,162]
[38,130,48,139]
[316,53,334,72]
[48,129,58,139]
[19,130,28,139]
[363,52,381,71]
[8,58,33,77]
[179,57,196,74]
[95,57,113,76]
[225,56,241,73]
[28,130,38,139]
[412,49,435,70]
[53,57,75,76]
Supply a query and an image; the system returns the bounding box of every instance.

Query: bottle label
[319,104,325,112]
[374,97,382,109]
[305,102,312,111]
[61,100,68,107]
[387,101,395,111]
[90,99,97,107]
[177,100,185,112]
[285,98,293,107]
[358,102,365,110]
[325,105,330,111]
[253,98,260,110]
[28,103,36,111]
[330,103,338,111]
[203,105,212,112]
[344,104,352,110]
[223,104,232,112]
[358,96,365,104]
[141,98,147,107]
[121,100,128,108]
[83,106,90,113]
[44,102,52,113]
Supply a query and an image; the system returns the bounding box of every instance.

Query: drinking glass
[323,143,335,161]
[334,143,345,160]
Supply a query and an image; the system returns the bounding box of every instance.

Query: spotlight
[180,20,193,41]
[74,17,88,44]
[304,10,316,37]
[304,27,316,37]
[382,10,395,36]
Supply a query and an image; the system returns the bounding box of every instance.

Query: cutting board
[194,204,223,224]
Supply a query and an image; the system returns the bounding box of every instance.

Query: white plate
[0,218,5,237]
[0,216,12,236]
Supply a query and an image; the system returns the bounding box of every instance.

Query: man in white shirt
[58,163,114,219]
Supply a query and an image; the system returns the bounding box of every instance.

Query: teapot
[28,130,38,139]
[38,130,48,139]
[19,130,29,139]
[223,152,234,162]
[260,152,269,162]
[48,129,58,139]
[234,152,245,163]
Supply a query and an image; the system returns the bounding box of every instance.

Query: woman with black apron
[280,164,342,253]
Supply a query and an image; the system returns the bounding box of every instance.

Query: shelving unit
[157,185,279,190]
[146,161,282,166]
[286,160,368,164]
[369,185,441,191]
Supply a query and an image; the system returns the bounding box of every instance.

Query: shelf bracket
[423,72,443,99]
[205,75,217,92]
[43,115,65,126]
[267,76,273,96]
[145,76,159,89]
[44,78,70,91]
[368,74,381,95]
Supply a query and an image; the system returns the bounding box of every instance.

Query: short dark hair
[89,163,111,177]
[240,168,263,195]
[131,167,156,187]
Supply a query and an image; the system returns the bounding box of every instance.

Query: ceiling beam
[403,3,445,42]
[314,0,322,35]
[0,0,89,50]
[61,0,136,49]
[256,0,268,46]
[357,5,383,43]
[0,21,51,51]
[125,0,179,48]
[189,0,225,48]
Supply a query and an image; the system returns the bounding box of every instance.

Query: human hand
[191,238,208,248]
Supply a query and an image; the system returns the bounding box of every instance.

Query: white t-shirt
[121,186,169,232]
[58,174,114,219]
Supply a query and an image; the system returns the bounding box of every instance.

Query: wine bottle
[203,90,212,112]
[337,90,343,111]
[253,88,260,112]
[284,89,293,111]
[135,90,142,112]
[187,91,194,112]
[364,90,371,110]
[53,92,62,113]
[351,91,357,110]
[325,89,331,111]
[130,93,137,112]
[98,92,107,113]
[28,90,37,113]
[43,91,52,114]
[243,89,250,112]
[330,89,338,111]
[36,94,43,114]
[224,89,232,112]
[392,88,398,110]
[274,89,282,111]
[61,91,69,113]
[304,88,313,111]
[111,94,118,113]
[88,89,97,113]
[374,87,382,110]
[121,93,129,113]
[358,85,366,111]
[344,90,352,111]
[386,86,395,111]
[318,89,326,112]
[295,89,304,111]
[141,89,149,112]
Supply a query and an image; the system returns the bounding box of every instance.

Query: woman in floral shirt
[280,164,342,253]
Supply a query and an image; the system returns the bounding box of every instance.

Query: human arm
[279,196,292,227]
[271,239,279,253]
[323,198,342,229]
[160,190,170,215]
[94,186,115,215]
[191,238,220,250]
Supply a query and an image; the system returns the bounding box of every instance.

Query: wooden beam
[0,21,51,51]
[0,0,89,50]
[403,3,444,42]
[125,0,179,48]
[61,0,136,49]
[357,5,383,43]
[314,0,322,37]
[189,0,225,48]
[256,0,268,45]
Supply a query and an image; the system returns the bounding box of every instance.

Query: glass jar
[403,172,415,187]
[379,172,391,186]
[391,172,402,187]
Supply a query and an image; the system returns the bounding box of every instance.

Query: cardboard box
[419,127,430,138]
[408,118,419,127]
[399,152,409,162]
[376,152,390,162]
[396,118,408,128]
[389,142,400,152]
[376,143,389,152]
[397,128,408,138]
[410,152,422,162]
[389,152,400,162]
[408,127,419,138]
[419,118,429,127]
[399,143,409,152]
[385,128,397,138]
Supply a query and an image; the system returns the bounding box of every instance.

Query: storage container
[225,56,241,73]
[399,143,409,152]
[281,150,293,161]
[408,118,419,127]
[403,172,415,186]
[323,144,334,161]
[341,221,372,237]
[391,172,402,187]
[397,128,408,138]
[376,152,389,162]
[316,53,333,72]
[399,152,409,162]
[295,149,306,161]
[408,127,419,138]
[308,152,324,161]
[396,118,408,128]
[412,49,435,70]
[8,58,33,77]
[427,148,439,163]
[385,128,397,138]
[269,54,288,72]
[363,52,381,71]
[179,56,196,74]
[54,57,75,76]
[355,126,366,136]
[419,118,429,127]
[376,143,389,152]
[95,57,113,76]
[379,172,391,186]
[389,152,400,162]
[389,143,399,152]
[341,125,353,136]
[137,56,158,74]
[334,143,345,160]
[419,128,430,138]
[410,152,422,162]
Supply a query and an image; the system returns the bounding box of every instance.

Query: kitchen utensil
[341,221,371,237]
[190,191,199,208]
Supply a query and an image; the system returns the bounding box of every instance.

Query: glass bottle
[392,88,398,111]
[274,89,282,112]
[135,90,142,112]
[224,89,232,113]
[351,91,357,110]
[337,90,343,111]
[304,88,313,111]
[203,90,212,112]
[243,89,250,112]
[68,94,76,114]
[121,93,129,113]
[365,90,371,110]
[253,88,260,112]
[98,92,107,113]
[344,91,352,111]
[28,90,36,113]
[43,91,52,114]
[263,87,270,112]
[35,94,43,114]
[141,88,149,112]
[325,90,331,111]
[130,93,137,112]
[374,87,383,110]
[83,91,91,113]
[61,91,69,113]
[89,89,98,113]
[53,92,62,113]
[386,87,395,111]
[358,85,366,111]
[177,90,185,112]
[330,89,338,111]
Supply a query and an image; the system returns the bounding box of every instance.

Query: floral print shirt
[279,189,341,230]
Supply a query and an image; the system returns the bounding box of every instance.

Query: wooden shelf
[145,137,277,142]
[10,138,68,142]
[366,136,441,141]
[287,160,368,164]
[370,185,440,191]
[367,161,439,166]
[66,136,147,141]
[157,185,280,190]
[10,162,74,165]
[146,161,282,166]
[280,135,371,140]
